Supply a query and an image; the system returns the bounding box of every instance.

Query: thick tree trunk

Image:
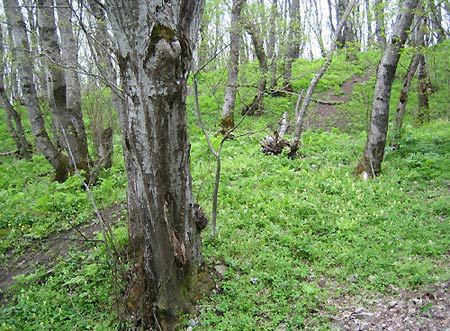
[106,1,205,328]
[374,0,386,46]
[0,24,32,159]
[283,0,300,90]
[244,22,268,115]
[38,0,89,173]
[357,0,419,177]
[221,0,246,133]
[55,0,90,172]
[393,54,419,142]
[4,0,68,181]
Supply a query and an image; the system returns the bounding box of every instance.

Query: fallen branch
[0,150,18,157]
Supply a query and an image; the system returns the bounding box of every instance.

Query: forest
[0,0,449,330]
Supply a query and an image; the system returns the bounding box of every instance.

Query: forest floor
[0,204,123,302]
[1,46,449,329]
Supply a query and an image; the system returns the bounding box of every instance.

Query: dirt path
[304,75,369,131]
[328,280,450,330]
[0,204,124,301]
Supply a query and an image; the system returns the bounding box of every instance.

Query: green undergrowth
[1,44,449,329]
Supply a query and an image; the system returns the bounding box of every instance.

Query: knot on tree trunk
[193,203,208,232]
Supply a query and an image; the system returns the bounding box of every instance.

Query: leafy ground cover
[0,42,449,329]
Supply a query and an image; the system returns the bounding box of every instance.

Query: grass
[0,41,449,329]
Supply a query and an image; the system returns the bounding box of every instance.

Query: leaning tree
[356,0,420,177]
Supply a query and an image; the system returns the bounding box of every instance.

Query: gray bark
[0,23,32,159]
[221,0,246,133]
[244,21,268,115]
[6,24,20,102]
[283,0,301,90]
[393,54,419,142]
[358,0,419,177]
[267,0,277,87]
[105,0,205,328]
[365,0,374,46]
[55,0,90,171]
[4,0,69,181]
[38,0,89,172]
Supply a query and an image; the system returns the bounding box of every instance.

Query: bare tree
[221,0,246,133]
[356,0,420,178]
[105,0,206,328]
[243,20,268,115]
[37,0,89,173]
[55,0,90,170]
[267,0,278,87]
[283,0,301,90]
[0,24,32,159]
[4,0,69,181]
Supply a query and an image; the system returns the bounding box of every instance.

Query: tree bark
[38,0,89,173]
[268,0,277,87]
[55,0,90,171]
[0,24,32,159]
[105,1,205,328]
[336,0,356,49]
[244,21,268,115]
[365,0,374,46]
[221,0,246,133]
[4,0,68,181]
[393,54,419,142]
[357,0,419,177]
[283,0,301,90]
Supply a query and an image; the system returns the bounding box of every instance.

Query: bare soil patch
[0,203,124,301]
[304,75,369,131]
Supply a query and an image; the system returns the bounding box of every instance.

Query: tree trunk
[0,24,32,159]
[105,1,205,328]
[393,54,419,142]
[55,0,90,172]
[283,0,300,90]
[244,21,268,115]
[417,54,431,123]
[336,0,356,49]
[374,0,386,46]
[86,0,119,169]
[268,0,277,87]
[365,0,374,46]
[4,0,69,181]
[357,0,419,177]
[38,0,89,173]
[221,0,246,133]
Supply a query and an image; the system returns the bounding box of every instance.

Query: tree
[243,19,268,115]
[0,24,32,159]
[356,0,420,178]
[336,0,356,48]
[283,0,301,90]
[105,0,206,328]
[37,0,90,173]
[221,0,246,133]
[4,0,69,181]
